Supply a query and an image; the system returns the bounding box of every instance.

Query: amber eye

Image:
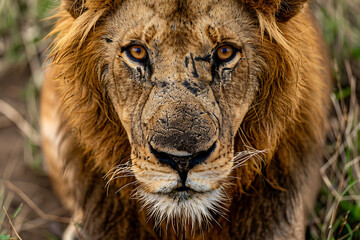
[128,45,147,61]
[216,45,235,61]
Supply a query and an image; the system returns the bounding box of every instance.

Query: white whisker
[103,157,136,192]
[231,147,267,170]
[115,181,137,194]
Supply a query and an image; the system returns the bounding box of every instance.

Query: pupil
[221,48,228,53]
[136,48,141,53]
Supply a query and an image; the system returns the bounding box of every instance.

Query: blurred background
[0,0,359,239]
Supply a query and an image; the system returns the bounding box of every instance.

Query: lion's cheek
[111,103,134,141]
[231,101,253,133]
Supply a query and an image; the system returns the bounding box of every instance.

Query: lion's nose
[150,142,216,185]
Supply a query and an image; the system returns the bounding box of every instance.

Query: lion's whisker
[115,181,138,194]
[104,157,137,193]
[103,157,135,179]
[230,146,268,170]
[226,176,242,180]
[105,169,134,188]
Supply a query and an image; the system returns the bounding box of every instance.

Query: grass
[309,0,360,239]
[0,183,23,240]
[0,1,56,239]
[0,0,359,239]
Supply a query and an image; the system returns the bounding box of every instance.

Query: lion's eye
[127,45,147,61]
[216,45,235,62]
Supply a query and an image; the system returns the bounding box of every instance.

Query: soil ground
[0,64,68,240]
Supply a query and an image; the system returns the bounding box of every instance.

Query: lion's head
[49,0,327,231]
[105,1,261,226]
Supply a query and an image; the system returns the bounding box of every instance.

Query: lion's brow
[143,24,158,45]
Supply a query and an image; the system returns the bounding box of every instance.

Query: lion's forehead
[109,0,251,49]
[116,0,243,21]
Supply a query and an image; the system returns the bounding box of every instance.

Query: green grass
[0,1,54,238]
[310,0,360,239]
[0,0,54,63]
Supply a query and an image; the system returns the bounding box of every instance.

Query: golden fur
[41,0,332,239]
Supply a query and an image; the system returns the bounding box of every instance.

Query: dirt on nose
[149,104,217,155]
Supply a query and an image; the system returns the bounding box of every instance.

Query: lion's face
[102,0,259,225]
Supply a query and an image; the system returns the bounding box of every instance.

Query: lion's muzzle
[148,103,218,186]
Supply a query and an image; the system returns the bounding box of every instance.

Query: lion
[40,0,332,239]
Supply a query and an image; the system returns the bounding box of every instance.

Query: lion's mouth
[174,185,191,192]
[130,138,233,226]
[153,178,212,196]
[158,189,197,201]
[159,186,213,199]
[131,140,233,197]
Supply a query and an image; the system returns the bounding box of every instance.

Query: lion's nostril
[150,142,216,184]
[188,142,216,169]
[149,146,179,171]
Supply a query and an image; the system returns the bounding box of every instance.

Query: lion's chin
[135,187,229,230]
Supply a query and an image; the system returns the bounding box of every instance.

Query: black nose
[150,142,216,185]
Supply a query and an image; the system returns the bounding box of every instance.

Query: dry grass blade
[5,181,70,224]
[0,99,40,145]
[338,223,360,240]
[0,190,14,233]
[337,211,350,237]
[2,206,22,240]
[320,50,360,238]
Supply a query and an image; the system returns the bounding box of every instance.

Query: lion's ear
[62,0,119,19]
[62,0,87,18]
[275,0,308,22]
[243,0,309,22]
